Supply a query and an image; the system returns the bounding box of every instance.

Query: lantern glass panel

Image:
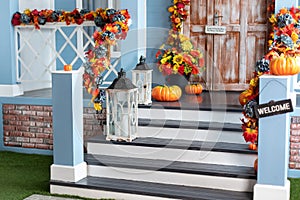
[132,70,152,105]
[106,89,138,142]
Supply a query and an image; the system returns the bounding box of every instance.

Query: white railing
[14,21,120,91]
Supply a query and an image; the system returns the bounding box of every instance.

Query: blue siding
[146,0,170,86]
[0,0,18,85]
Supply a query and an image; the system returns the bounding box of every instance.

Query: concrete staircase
[50,93,257,200]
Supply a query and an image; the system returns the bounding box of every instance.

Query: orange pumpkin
[248,143,257,151]
[254,158,258,173]
[239,90,252,106]
[185,84,203,95]
[152,85,182,102]
[270,55,300,75]
[64,64,72,71]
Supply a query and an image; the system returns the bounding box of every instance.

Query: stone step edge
[137,118,242,132]
[50,176,253,200]
[85,154,257,180]
[87,135,257,155]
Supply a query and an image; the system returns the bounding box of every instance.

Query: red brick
[4,136,11,142]
[2,109,9,114]
[30,138,44,144]
[3,125,16,131]
[291,143,300,149]
[16,105,30,110]
[7,142,22,147]
[296,163,300,169]
[10,131,23,137]
[23,132,35,138]
[37,111,50,117]
[43,116,52,123]
[22,143,35,148]
[84,125,93,131]
[30,116,44,122]
[36,133,50,139]
[36,128,44,133]
[16,126,30,132]
[49,134,53,139]
[291,129,300,136]
[16,115,30,121]
[4,142,8,146]
[43,106,52,112]
[29,105,44,111]
[3,104,15,110]
[44,128,53,134]
[49,145,53,150]
[44,139,53,145]
[9,121,22,126]
[29,127,38,132]
[23,110,36,116]
[36,144,50,150]
[291,149,300,156]
[83,114,95,119]
[36,122,46,127]
[3,115,16,120]
[291,136,300,143]
[22,121,36,127]
[93,125,103,131]
[290,156,300,162]
[3,131,10,136]
[290,163,296,169]
[291,124,300,130]
[16,137,30,143]
[8,110,22,115]
[3,120,9,125]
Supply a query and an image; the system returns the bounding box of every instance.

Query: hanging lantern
[106,68,138,142]
[131,56,153,105]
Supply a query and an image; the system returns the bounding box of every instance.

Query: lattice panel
[14,22,120,90]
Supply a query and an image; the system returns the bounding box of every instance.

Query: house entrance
[184,0,271,91]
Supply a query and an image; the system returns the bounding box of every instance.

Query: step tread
[88,135,257,155]
[51,176,252,200]
[85,154,257,179]
[138,118,242,131]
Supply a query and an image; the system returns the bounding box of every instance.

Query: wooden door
[184,0,271,91]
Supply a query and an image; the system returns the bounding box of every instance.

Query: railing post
[50,67,87,183]
[254,75,292,200]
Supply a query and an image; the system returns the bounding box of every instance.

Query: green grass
[0,151,300,200]
[0,151,99,200]
[290,178,300,200]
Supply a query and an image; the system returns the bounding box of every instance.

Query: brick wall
[2,104,105,150]
[290,116,300,170]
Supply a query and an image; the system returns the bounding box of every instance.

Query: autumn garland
[156,0,205,78]
[240,3,300,147]
[12,8,131,112]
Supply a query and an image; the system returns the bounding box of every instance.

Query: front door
[184,0,271,91]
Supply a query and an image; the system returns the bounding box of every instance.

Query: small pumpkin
[64,64,72,71]
[152,85,182,102]
[254,158,258,173]
[270,54,300,75]
[248,143,257,151]
[185,84,203,95]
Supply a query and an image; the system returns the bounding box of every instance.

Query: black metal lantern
[106,69,138,142]
[131,56,152,105]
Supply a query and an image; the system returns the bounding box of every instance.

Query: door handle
[214,13,223,25]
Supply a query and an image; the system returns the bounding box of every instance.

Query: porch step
[138,118,242,131]
[138,106,243,124]
[137,126,245,143]
[85,154,256,192]
[50,176,253,200]
[87,135,257,167]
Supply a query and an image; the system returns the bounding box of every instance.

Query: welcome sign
[254,99,293,118]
